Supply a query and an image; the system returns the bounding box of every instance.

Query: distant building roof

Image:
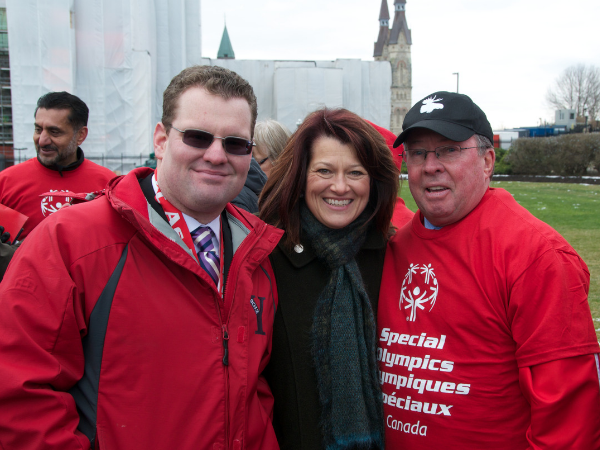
[217,25,235,59]
[379,0,390,20]
[374,0,390,57]
[389,0,412,45]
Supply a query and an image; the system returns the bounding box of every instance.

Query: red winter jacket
[0,168,283,450]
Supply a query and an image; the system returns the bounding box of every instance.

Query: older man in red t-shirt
[378,91,600,449]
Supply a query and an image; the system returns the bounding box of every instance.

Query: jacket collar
[37,147,85,177]
[245,157,267,196]
[280,224,386,269]
[107,167,283,278]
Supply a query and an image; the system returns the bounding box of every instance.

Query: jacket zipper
[213,290,230,450]
[216,236,250,450]
[217,232,256,450]
[222,324,230,449]
[212,224,272,450]
[222,324,229,366]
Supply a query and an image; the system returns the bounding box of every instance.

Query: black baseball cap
[393,91,493,147]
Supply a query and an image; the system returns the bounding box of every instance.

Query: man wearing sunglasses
[378,92,600,449]
[0,66,283,450]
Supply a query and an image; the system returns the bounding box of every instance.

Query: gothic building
[374,0,412,134]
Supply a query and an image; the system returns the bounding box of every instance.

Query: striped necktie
[191,226,219,286]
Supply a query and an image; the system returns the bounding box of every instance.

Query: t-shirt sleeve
[519,354,600,449]
[508,248,598,367]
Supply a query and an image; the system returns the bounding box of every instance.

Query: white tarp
[6,0,201,171]
[360,60,393,128]
[274,67,344,129]
[208,58,392,132]
[7,0,74,162]
[6,1,390,170]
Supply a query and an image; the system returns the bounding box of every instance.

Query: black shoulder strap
[139,173,169,223]
[69,244,129,447]
[221,210,233,293]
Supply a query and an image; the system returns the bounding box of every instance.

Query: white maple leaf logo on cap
[420,95,444,114]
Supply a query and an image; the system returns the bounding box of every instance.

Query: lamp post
[452,72,459,93]
[13,147,26,165]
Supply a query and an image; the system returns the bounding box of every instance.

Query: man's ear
[154,122,168,161]
[76,126,88,146]
[483,147,496,180]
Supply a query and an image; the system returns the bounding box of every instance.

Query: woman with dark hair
[260,108,399,450]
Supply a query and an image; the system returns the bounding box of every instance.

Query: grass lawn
[398,180,600,340]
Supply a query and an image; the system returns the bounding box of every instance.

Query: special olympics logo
[400,263,439,322]
[41,190,71,217]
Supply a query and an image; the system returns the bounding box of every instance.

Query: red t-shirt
[378,188,599,448]
[391,197,414,228]
[0,157,114,238]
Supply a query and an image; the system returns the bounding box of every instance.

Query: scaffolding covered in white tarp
[206,58,392,133]
[6,0,201,171]
[5,1,391,172]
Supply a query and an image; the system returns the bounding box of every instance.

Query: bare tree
[546,64,600,121]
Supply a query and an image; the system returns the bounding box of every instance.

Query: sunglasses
[171,126,255,155]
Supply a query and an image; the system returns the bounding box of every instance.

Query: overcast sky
[201,0,599,130]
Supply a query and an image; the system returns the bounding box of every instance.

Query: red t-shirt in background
[0,157,114,238]
[391,197,414,228]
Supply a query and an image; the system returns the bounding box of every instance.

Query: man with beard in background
[0,91,114,279]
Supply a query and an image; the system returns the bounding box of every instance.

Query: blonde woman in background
[253,120,291,177]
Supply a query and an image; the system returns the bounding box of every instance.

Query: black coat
[231,157,267,214]
[263,227,387,450]
[0,242,20,281]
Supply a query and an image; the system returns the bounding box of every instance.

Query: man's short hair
[254,120,291,163]
[35,91,89,130]
[162,65,258,138]
[475,134,493,156]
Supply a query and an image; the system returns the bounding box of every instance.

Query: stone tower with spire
[374,0,412,134]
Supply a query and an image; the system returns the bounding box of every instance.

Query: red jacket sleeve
[519,353,600,449]
[0,233,91,449]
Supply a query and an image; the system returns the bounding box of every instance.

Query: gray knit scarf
[301,202,384,450]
